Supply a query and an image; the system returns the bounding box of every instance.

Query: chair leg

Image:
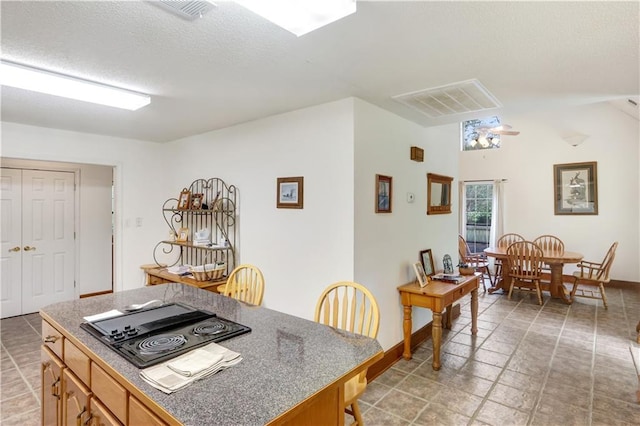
[535,280,543,305]
[351,401,363,426]
[508,280,514,300]
[599,283,608,309]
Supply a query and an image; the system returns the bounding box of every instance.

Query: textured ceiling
[1,1,638,142]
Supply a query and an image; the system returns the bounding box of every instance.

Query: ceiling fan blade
[493,130,520,136]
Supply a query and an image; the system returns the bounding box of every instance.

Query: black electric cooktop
[80,303,250,368]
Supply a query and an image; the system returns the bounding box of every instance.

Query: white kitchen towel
[140,342,242,394]
[167,350,224,377]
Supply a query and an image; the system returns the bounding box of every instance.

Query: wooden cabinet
[62,369,91,426]
[148,178,238,291]
[88,399,122,426]
[41,319,169,426]
[42,346,64,426]
[129,396,166,426]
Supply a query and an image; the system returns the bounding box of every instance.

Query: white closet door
[0,169,23,318]
[21,170,76,314]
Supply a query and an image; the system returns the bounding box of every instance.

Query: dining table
[484,246,583,304]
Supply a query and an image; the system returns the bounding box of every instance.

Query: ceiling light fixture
[235,0,356,36]
[0,60,151,111]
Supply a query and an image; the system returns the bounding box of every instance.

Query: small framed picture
[277,177,304,209]
[177,189,191,210]
[375,174,392,213]
[419,249,436,277]
[413,262,428,287]
[176,227,189,242]
[190,193,203,210]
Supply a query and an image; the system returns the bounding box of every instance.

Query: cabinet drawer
[64,339,91,386]
[129,396,167,426]
[42,320,64,359]
[91,363,127,423]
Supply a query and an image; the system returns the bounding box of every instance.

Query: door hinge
[74,280,76,288]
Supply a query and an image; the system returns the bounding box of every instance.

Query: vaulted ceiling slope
[1,1,638,142]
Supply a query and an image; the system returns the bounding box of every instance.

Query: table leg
[432,311,442,371]
[549,263,571,304]
[444,306,452,330]
[471,288,478,336]
[488,258,509,294]
[402,305,413,360]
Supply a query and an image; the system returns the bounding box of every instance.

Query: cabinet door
[129,396,167,426]
[62,369,91,426]
[42,346,64,426]
[88,398,122,426]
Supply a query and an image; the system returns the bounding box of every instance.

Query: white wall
[0,122,167,293]
[459,102,640,281]
[353,99,460,349]
[163,99,356,321]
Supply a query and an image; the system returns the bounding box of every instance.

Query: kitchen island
[40,283,383,425]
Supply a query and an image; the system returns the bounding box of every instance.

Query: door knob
[24,246,36,251]
[8,246,20,252]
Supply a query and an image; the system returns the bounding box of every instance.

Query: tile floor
[2,286,639,426]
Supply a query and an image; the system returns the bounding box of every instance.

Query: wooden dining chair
[458,235,493,291]
[507,241,545,305]
[532,234,565,283]
[314,281,380,426]
[495,233,525,277]
[570,242,618,309]
[222,264,265,306]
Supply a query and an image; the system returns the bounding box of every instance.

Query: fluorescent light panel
[0,60,150,110]
[235,0,356,36]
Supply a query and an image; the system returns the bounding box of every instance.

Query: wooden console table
[140,264,226,293]
[398,273,479,370]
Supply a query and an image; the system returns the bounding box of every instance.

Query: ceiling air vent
[392,79,502,118]
[152,0,216,20]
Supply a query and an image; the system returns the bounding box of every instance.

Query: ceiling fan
[475,124,520,136]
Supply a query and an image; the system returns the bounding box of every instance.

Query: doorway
[1,168,76,317]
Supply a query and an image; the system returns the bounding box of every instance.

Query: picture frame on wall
[419,249,436,277]
[553,161,598,215]
[277,176,304,209]
[413,262,428,287]
[375,174,392,213]
[177,189,191,210]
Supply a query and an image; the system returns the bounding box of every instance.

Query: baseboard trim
[367,304,460,381]
[609,279,640,289]
[80,289,113,298]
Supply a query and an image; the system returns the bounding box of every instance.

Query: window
[461,116,501,151]
[463,183,493,253]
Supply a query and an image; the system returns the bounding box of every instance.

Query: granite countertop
[41,283,383,425]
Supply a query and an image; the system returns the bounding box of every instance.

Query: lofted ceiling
[1,1,638,143]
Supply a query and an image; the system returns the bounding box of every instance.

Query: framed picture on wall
[375,174,392,213]
[553,161,598,215]
[277,176,304,209]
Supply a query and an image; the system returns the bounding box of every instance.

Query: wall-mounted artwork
[277,176,304,209]
[553,161,598,215]
[375,174,392,213]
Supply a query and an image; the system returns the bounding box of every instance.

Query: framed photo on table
[375,174,392,213]
[553,162,598,215]
[419,249,436,277]
[277,177,304,209]
[413,262,428,287]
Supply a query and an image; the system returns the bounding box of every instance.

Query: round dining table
[483,246,583,304]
